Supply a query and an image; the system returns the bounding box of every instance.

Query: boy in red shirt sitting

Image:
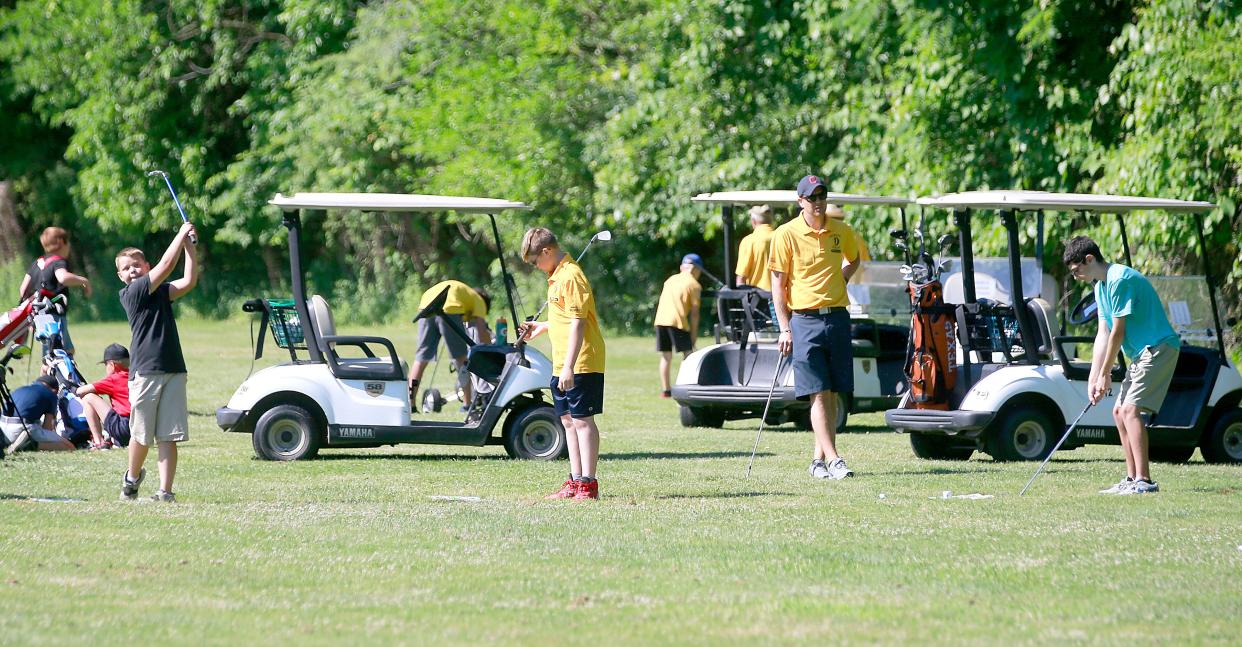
[76,343,131,449]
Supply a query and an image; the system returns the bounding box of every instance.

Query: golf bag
[905,279,956,410]
[34,297,90,445]
[1,297,34,348]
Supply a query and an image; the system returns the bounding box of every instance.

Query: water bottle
[496,317,508,345]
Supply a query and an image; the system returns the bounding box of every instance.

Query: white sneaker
[826,457,854,480]
[808,460,830,479]
[1099,477,1133,495]
[1118,479,1159,495]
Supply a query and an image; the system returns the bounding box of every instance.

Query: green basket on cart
[266,299,305,349]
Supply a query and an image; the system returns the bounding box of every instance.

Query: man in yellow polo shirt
[769,174,862,481]
[518,227,606,501]
[654,253,703,398]
[408,280,492,409]
[735,205,774,291]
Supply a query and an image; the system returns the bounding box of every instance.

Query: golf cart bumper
[671,385,803,410]
[885,408,995,436]
[216,407,247,432]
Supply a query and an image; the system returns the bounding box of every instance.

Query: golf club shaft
[149,171,198,244]
[1019,402,1093,496]
[746,355,786,478]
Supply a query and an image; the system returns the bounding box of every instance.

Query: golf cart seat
[308,295,406,381]
[1025,298,1058,361]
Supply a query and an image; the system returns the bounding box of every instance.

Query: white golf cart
[885,191,1242,463]
[216,193,566,461]
[672,190,912,430]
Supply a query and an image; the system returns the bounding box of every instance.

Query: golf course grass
[2,320,1239,645]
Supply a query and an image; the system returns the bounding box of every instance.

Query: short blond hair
[749,205,772,224]
[521,227,558,262]
[825,204,845,219]
[115,247,147,269]
[40,227,68,253]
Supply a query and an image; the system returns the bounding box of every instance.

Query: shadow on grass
[0,493,84,502]
[313,453,508,462]
[602,451,774,461]
[651,491,794,500]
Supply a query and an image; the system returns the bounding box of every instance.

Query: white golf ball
[878,493,887,500]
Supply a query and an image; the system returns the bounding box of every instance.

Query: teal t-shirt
[1095,264,1180,360]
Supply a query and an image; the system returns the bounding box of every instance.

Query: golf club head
[146,170,168,179]
[10,344,30,359]
[893,240,908,252]
[937,233,953,248]
[592,230,613,243]
[889,229,908,240]
[937,260,953,273]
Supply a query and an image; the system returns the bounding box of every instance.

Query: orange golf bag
[905,280,956,410]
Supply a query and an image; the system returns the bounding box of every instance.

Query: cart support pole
[1194,213,1228,361]
[283,209,322,363]
[1001,209,1041,364]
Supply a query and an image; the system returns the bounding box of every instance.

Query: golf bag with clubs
[904,276,957,410]
[32,296,90,444]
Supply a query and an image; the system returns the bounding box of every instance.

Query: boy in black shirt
[115,223,199,502]
[18,227,92,357]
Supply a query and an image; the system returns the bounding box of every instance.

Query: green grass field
[2,320,1240,645]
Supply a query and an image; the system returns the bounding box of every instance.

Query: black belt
[794,306,847,315]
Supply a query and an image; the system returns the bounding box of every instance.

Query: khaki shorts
[130,372,189,446]
[1117,343,1179,413]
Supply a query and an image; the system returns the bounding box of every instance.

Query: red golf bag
[905,280,956,410]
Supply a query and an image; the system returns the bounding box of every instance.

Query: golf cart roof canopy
[692,190,911,207]
[270,193,530,213]
[917,191,1214,214]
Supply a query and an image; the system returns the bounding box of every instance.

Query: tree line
[1,0,1238,338]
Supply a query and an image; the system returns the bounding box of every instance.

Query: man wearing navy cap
[654,254,703,397]
[2,374,74,451]
[769,174,862,480]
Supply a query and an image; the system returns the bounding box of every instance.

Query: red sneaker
[573,479,599,500]
[544,479,579,500]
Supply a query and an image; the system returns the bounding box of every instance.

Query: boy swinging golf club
[769,175,862,480]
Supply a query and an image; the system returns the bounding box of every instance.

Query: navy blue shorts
[655,326,692,353]
[551,372,605,419]
[791,310,853,399]
[104,410,130,447]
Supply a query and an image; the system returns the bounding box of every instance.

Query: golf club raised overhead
[147,169,197,244]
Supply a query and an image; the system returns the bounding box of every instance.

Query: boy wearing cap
[736,205,775,291]
[407,280,493,409]
[76,343,131,450]
[1064,236,1179,495]
[115,222,199,503]
[518,227,606,500]
[769,174,861,480]
[654,254,703,397]
[2,375,74,451]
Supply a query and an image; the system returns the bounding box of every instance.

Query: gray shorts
[130,372,189,445]
[1117,343,1179,413]
[0,416,61,445]
[790,309,854,399]
[416,314,469,362]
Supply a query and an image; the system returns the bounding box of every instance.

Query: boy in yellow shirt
[518,228,606,500]
[654,254,702,397]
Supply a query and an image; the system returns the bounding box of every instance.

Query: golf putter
[147,170,198,244]
[745,355,788,478]
[1020,401,1094,495]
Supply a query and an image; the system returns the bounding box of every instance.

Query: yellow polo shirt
[768,215,860,310]
[418,280,487,319]
[735,224,774,290]
[547,256,606,374]
[654,271,702,332]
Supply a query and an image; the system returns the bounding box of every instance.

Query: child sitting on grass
[76,343,131,450]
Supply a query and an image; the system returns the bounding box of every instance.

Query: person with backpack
[17,227,92,357]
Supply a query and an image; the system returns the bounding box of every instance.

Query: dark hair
[1062,236,1105,266]
[476,287,492,313]
[36,374,59,391]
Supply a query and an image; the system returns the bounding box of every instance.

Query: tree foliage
[1,0,1238,338]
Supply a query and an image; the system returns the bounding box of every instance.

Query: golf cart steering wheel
[1069,292,1098,326]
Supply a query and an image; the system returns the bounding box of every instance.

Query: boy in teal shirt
[1064,236,1180,494]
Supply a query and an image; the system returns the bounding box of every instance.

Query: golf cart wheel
[985,406,1056,462]
[679,405,724,428]
[1201,409,1242,464]
[253,404,321,461]
[909,433,974,461]
[1148,445,1195,464]
[503,405,566,460]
